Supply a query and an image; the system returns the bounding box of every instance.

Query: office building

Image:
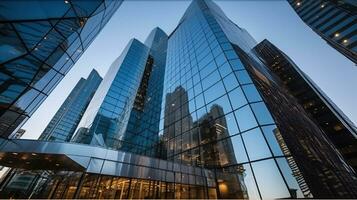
[0,0,123,138]
[253,39,357,171]
[288,0,357,63]
[0,0,356,199]
[39,69,102,142]
[71,28,166,149]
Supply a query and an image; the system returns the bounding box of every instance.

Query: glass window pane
[252,159,291,199]
[242,128,271,161]
[203,81,225,104]
[229,59,245,71]
[223,73,239,92]
[242,84,262,102]
[242,164,260,200]
[276,157,306,198]
[234,105,257,131]
[229,135,248,163]
[228,87,247,110]
[218,62,232,77]
[251,102,274,125]
[234,70,252,84]
[261,125,284,156]
[206,94,232,117]
[224,113,239,136]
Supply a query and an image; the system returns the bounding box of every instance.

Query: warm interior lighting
[219,182,228,193]
[12,152,18,155]
[334,33,340,37]
[343,39,348,44]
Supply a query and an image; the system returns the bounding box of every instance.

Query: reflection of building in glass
[121,28,168,157]
[39,70,102,142]
[253,39,357,171]
[1,0,357,199]
[0,0,123,138]
[71,28,167,151]
[288,0,357,63]
[273,128,312,198]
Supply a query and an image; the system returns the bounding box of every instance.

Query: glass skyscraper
[0,0,356,199]
[253,39,357,172]
[39,69,102,142]
[0,0,123,138]
[288,0,357,64]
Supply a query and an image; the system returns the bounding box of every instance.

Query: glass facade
[0,138,218,199]
[71,38,151,148]
[121,28,168,157]
[0,0,123,138]
[288,0,357,63]
[39,69,102,142]
[253,39,357,172]
[1,0,357,199]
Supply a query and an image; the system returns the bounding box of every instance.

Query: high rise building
[253,39,357,171]
[288,0,357,63]
[39,69,102,142]
[0,0,123,138]
[71,28,166,149]
[0,0,356,199]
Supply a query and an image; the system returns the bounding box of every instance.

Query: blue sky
[21,1,357,139]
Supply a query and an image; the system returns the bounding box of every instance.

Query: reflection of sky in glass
[16,1,357,198]
[252,159,290,199]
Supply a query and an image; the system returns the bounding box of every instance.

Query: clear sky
[21,0,357,139]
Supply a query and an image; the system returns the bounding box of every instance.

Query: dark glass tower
[253,39,357,171]
[38,69,102,142]
[0,0,123,138]
[288,0,357,63]
[0,0,357,199]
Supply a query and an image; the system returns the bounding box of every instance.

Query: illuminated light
[334,33,340,37]
[343,39,348,44]
[34,47,38,51]
[219,182,228,193]
[44,36,47,40]
[320,4,325,8]
[171,103,175,107]
[296,2,301,6]
[64,0,69,4]
[55,163,60,166]
[31,153,37,156]
[12,152,18,155]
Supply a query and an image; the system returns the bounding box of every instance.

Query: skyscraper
[253,39,357,171]
[71,31,161,148]
[39,69,102,142]
[0,0,357,199]
[0,0,123,138]
[288,0,357,63]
